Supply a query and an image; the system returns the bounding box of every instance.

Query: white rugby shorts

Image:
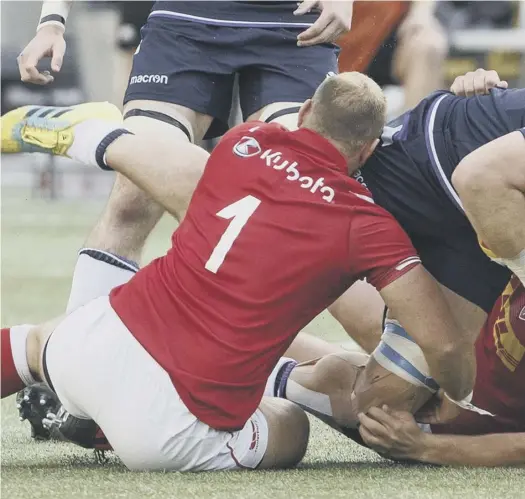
[44,296,268,471]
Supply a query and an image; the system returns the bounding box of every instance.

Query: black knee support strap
[264,106,301,124]
[123,109,192,142]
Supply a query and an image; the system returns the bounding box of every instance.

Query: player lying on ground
[274,263,525,467]
[1,73,474,471]
[19,0,353,320]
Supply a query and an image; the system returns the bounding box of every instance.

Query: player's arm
[452,130,525,285]
[359,407,525,467]
[349,210,475,402]
[18,1,72,84]
[378,265,475,402]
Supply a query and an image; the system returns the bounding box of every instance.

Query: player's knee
[452,155,494,201]
[276,401,310,467]
[260,398,310,469]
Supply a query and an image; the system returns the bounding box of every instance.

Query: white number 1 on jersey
[205,195,261,273]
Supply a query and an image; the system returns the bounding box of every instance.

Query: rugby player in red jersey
[1,73,474,471]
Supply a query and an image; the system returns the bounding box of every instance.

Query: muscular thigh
[329,280,385,353]
[125,17,237,139]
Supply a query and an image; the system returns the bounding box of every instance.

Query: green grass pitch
[2,188,524,498]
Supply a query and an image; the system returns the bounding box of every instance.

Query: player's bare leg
[257,397,310,469]
[268,345,431,434]
[247,102,304,131]
[453,131,525,286]
[284,332,343,363]
[328,280,385,353]
[66,100,213,312]
[393,12,447,111]
[330,275,486,351]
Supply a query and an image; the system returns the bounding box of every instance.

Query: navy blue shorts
[124,16,339,138]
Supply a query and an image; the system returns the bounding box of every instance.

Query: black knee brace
[123,109,193,142]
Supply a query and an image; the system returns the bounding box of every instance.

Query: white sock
[67,120,123,167]
[10,325,37,386]
[264,357,295,397]
[66,248,138,313]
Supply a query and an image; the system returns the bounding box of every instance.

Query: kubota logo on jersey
[245,146,335,203]
[519,306,525,321]
[233,136,262,158]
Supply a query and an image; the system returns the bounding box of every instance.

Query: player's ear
[297,99,312,128]
[358,138,379,165]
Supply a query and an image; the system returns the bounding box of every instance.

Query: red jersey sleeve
[347,205,421,290]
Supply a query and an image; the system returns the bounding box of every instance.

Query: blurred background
[1,0,525,199]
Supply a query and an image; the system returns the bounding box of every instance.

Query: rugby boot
[16,383,61,440]
[1,102,123,163]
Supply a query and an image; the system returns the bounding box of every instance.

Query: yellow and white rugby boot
[1,102,125,168]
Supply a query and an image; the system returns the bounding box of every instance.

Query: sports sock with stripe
[66,248,139,313]
[1,326,36,398]
[264,357,297,397]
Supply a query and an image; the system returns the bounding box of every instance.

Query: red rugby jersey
[433,275,525,435]
[110,122,420,430]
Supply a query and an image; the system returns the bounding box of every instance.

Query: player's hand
[414,389,462,424]
[450,69,508,97]
[358,405,428,460]
[295,0,353,47]
[18,25,66,85]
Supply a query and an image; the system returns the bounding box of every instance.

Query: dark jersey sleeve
[347,205,421,290]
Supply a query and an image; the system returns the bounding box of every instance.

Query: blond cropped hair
[305,72,387,157]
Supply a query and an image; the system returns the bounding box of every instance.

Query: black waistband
[42,338,56,394]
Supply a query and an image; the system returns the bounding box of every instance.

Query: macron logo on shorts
[129,74,168,85]
[233,137,262,158]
